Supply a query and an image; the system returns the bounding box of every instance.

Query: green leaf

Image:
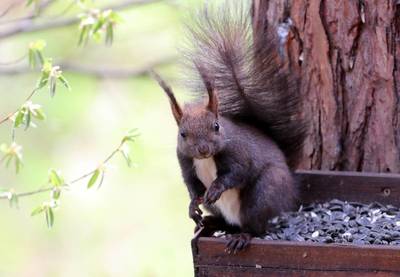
[58,75,70,90]
[24,110,31,130]
[120,145,131,167]
[31,205,45,216]
[109,11,123,24]
[28,49,35,68]
[35,51,44,66]
[37,76,48,89]
[97,169,105,190]
[15,157,21,174]
[49,75,57,97]
[14,103,45,129]
[37,61,68,97]
[1,143,23,173]
[36,59,52,89]
[78,9,121,46]
[92,32,102,43]
[33,108,46,120]
[45,207,54,228]
[37,73,49,90]
[48,169,64,187]
[14,110,25,128]
[32,40,46,51]
[5,154,13,168]
[78,25,89,46]
[87,169,100,189]
[52,187,61,200]
[105,23,113,46]
[122,129,139,143]
[28,40,46,67]
[93,20,104,34]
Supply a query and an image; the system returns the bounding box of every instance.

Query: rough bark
[253,0,400,173]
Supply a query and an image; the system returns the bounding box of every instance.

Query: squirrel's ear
[206,84,218,116]
[195,64,219,116]
[151,71,183,124]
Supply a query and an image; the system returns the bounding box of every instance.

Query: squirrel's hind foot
[225,233,252,254]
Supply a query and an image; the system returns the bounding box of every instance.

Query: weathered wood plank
[195,238,400,272]
[197,267,399,277]
[296,170,400,206]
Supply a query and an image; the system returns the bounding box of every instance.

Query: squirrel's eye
[214,122,220,132]
[180,131,187,138]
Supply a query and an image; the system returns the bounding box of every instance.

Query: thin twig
[0,138,126,200]
[69,144,122,184]
[16,187,53,198]
[0,0,163,39]
[0,87,38,125]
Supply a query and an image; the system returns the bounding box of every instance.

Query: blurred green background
[0,1,203,276]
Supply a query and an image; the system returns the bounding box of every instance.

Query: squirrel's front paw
[204,182,224,205]
[189,198,203,226]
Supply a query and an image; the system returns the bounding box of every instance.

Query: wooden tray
[191,170,400,277]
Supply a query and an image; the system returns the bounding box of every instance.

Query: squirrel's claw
[225,233,252,254]
[204,182,224,205]
[189,198,203,226]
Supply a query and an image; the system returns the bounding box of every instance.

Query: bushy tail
[182,2,307,167]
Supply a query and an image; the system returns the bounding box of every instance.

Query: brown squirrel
[152,3,307,253]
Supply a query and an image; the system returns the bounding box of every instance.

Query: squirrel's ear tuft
[206,85,218,116]
[150,70,183,124]
[195,64,219,116]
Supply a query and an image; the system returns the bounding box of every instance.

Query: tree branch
[0,136,130,200]
[0,0,55,25]
[0,0,162,39]
[14,187,53,198]
[0,56,176,78]
[0,87,39,125]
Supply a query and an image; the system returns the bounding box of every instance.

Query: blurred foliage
[0,0,203,276]
[1,0,136,225]
[78,9,122,46]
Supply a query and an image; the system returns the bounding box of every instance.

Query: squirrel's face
[177,104,225,159]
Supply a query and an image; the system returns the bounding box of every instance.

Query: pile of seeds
[263,199,400,245]
[214,199,400,245]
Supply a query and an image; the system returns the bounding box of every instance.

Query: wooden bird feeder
[191,171,400,276]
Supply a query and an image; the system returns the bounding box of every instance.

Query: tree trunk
[253,0,400,173]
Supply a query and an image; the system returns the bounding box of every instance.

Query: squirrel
[152,2,307,253]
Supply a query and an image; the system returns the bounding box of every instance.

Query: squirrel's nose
[198,144,210,156]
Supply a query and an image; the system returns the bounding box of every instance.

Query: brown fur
[153,1,307,253]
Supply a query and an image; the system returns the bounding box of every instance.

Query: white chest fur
[193,157,242,226]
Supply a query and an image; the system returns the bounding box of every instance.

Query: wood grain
[195,238,400,276]
[296,170,400,206]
